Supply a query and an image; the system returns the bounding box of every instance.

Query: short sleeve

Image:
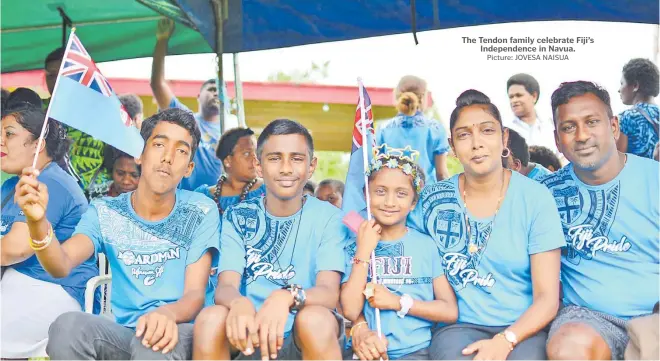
[528,186,566,255]
[430,239,445,279]
[618,111,634,137]
[315,211,349,276]
[186,205,221,267]
[169,96,193,114]
[341,241,357,284]
[218,210,247,276]
[431,123,450,155]
[73,203,104,255]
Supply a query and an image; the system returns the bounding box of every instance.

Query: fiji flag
[341,79,376,217]
[48,31,144,157]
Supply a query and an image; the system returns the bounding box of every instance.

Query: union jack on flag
[342,79,377,216]
[61,34,115,98]
[351,84,375,152]
[60,33,131,126]
[48,30,143,158]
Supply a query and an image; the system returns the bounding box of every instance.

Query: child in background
[316,179,344,208]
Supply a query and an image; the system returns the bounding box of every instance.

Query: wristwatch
[503,330,518,347]
[283,284,306,314]
[396,294,413,318]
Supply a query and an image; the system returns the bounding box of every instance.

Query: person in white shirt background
[505,73,567,166]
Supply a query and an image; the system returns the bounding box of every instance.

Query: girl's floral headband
[365,144,423,193]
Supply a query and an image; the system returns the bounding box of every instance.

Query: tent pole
[213,0,225,134]
[233,53,246,127]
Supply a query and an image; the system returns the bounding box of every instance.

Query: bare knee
[547,323,610,360]
[194,305,229,339]
[294,306,337,342]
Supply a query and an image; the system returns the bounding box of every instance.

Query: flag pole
[357,78,383,339]
[31,27,77,170]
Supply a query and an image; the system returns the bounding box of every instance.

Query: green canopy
[1,0,211,73]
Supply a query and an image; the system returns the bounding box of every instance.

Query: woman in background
[377,75,450,183]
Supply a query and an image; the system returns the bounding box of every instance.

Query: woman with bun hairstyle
[377,75,450,183]
[1,89,98,358]
[408,90,565,360]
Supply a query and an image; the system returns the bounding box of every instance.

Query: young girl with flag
[340,145,458,360]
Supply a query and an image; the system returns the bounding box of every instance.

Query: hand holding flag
[342,78,383,341]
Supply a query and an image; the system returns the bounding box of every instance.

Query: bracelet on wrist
[349,321,368,338]
[29,223,53,251]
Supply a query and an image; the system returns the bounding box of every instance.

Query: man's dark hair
[450,90,502,136]
[507,73,540,104]
[257,119,314,160]
[45,47,65,67]
[119,94,144,120]
[216,127,255,161]
[140,108,201,161]
[622,58,660,98]
[529,146,561,172]
[506,128,530,167]
[551,81,613,125]
[317,179,345,195]
[304,180,317,194]
[201,79,216,93]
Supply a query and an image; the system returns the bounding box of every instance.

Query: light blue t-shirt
[1,163,98,308]
[343,229,444,360]
[619,103,659,159]
[408,171,565,326]
[540,154,659,319]
[377,112,449,184]
[219,196,348,335]
[169,97,223,191]
[73,190,221,328]
[195,182,266,304]
[527,163,552,182]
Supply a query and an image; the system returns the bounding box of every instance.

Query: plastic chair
[84,253,112,316]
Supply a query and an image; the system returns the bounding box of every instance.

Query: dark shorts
[548,305,629,360]
[234,310,347,360]
[429,323,548,360]
[392,347,429,360]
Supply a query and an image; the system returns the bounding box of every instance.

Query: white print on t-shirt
[118,247,181,286]
[444,252,496,288]
[568,224,632,258]
[246,246,296,282]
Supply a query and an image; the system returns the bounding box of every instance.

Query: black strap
[634,105,659,137]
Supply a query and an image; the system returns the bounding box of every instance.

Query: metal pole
[213,0,225,134]
[233,53,246,127]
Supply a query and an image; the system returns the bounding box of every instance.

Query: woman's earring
[501,148,511,158]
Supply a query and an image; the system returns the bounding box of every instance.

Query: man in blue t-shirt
[504,128,553,181]
[193,119,349,360]
[150,18,239,191]
[14,108,220,360]
[541,81,659,361]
